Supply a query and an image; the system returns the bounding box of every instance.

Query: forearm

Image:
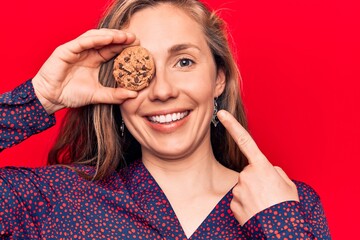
[0,80,56,151]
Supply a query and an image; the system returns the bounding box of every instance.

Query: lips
[147,111,190,124]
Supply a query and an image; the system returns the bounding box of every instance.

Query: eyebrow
[168,43,201,54]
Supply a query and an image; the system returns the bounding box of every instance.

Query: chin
[147,143,195,160]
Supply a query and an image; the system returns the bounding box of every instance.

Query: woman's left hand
[217,110,299,226]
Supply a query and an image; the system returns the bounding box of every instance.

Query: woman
[0,0,330,239]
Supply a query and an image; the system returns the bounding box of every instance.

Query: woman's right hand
[217,110,299,226]
[32,29,139,114]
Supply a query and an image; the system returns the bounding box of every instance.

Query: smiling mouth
[147,111,190,124]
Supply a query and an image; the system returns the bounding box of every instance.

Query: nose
[148,67,179,101]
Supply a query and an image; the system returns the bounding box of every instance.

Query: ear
[214,68,226,98]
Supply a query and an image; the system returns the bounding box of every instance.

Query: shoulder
[0,164,93,194]
[1,164,83,180]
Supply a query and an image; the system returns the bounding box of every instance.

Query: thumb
[92,86,138,104]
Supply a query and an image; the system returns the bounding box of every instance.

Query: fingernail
[217,110,226,118]
[129,91,138,98]
[126,32,135,38]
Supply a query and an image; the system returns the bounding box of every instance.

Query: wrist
[32,76,64,115]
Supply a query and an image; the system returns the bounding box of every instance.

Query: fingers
[274,166,288,180]
[92,86,138,105]
[76,29,137,53]
[217,110,266,165]
[60,29,138,63]
[95,43,132,62]
[274,166,296,186]
[95,34,140,62]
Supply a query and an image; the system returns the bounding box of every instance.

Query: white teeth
[148,111,189,124]
[165,114,172,122]
[160,115,166,123]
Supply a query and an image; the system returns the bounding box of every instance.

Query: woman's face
[120,3,225,160]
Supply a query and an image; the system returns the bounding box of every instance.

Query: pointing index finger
[217,110,268,165]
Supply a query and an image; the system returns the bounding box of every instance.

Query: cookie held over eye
[113,46,155,91]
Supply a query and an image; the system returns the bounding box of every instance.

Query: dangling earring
[212,98,219,127]
[120,119,125,137]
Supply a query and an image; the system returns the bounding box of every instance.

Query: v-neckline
[128,160,235,239]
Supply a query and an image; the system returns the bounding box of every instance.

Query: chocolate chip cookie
[113,46,155,91]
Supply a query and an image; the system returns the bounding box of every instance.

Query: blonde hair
[48,0,248,180]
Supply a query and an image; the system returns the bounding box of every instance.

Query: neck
[142,148,226,194]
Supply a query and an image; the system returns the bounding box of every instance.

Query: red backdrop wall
[1,0,359,238]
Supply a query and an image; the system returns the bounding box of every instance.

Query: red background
[0,0,359,238]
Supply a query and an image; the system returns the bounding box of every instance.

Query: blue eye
[177,58,194,68]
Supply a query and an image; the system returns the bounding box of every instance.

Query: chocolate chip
[122,67,132,74]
